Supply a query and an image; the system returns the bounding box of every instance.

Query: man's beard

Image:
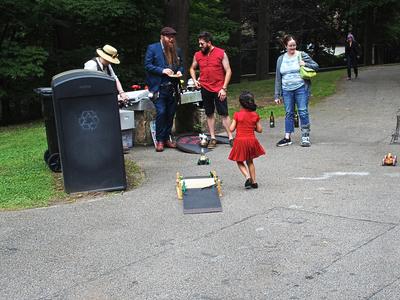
[201,46,210,54]
[162,39,178,66]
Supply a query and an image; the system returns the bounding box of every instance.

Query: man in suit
[144,27,183,152]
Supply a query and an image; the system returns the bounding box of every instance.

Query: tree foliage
[0,0,399,124]
[189,1,239,56]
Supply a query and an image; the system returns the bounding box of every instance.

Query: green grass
[0,122,144,210]
[0,122,63,210]
[228,69,344,119]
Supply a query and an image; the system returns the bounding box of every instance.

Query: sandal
[207,138,217,149]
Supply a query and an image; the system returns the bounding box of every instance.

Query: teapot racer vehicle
[176,171,222,200]
[197,148,210,165]
[382,153,397,166]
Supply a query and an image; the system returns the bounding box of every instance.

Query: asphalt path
[1,65,400,299]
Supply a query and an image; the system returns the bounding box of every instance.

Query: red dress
[228,109,266,161]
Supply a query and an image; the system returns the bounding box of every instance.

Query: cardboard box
[119,110,135,130]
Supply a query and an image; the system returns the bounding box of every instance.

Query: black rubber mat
[183,185,222,214]
[176,134,211,154]
[206,134,230,144]
[176,134,230,154]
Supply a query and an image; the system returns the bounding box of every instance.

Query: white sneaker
[300,136,311,147]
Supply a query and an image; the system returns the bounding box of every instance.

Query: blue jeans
[154,86,177,142]
[283,85,310,133]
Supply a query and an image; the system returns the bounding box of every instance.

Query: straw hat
[96,44,120,64]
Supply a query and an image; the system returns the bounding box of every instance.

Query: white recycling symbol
[79,110,99,130]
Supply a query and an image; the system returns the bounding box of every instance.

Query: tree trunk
[228,0,242,83]
[164,0,190,82]
[0,79,10,125]
[363,7,374,65]
[256,0,270,80]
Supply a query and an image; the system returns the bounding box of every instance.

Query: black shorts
[201,88,228,117]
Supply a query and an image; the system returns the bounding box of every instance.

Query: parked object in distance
[382,153,397,166]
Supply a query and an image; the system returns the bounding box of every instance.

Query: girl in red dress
[229,91,265,189]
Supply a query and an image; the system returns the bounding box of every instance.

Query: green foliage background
[1,0,399,125]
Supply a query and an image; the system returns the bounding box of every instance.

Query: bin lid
[52,69,113,86]
[51,69,116,99]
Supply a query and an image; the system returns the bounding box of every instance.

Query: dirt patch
[49,158,145,206]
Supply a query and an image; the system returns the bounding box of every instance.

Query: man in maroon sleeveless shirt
[190,31,234,149]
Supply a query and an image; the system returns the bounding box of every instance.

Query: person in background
[84,44,129,103]
[228,91,265,189]
[144,26,183,152]
[190,31,234,149]
[274,35,319,147]
[345,33,360,80]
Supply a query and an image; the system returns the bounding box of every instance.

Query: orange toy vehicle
[382,153,397,166]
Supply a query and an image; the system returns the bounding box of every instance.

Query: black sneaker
[276,137,292,147]
[251,182,258,189]
[245,178,252,189]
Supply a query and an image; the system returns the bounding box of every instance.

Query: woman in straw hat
[84,44,129,102]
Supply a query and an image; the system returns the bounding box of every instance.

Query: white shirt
[84,57,118,80]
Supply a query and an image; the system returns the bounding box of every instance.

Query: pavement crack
[309,224,398,279]
[365,275,400,299]
[191,208,276,242]
[279,206,399,226]
[42,208,277,299]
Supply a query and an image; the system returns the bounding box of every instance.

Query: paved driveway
[1,65,400,299]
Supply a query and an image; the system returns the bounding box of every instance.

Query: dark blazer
[345,41,360,60]
[144,42,184,93]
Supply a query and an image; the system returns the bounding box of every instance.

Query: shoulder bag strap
[297,51,302,65]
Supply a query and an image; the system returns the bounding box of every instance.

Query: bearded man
[190,31,233,149]
[144,27,183,152]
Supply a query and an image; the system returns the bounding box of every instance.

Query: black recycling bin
[51,69,127,193]
[34,87,61,172]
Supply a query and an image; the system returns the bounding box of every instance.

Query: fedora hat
[96,44,120,64]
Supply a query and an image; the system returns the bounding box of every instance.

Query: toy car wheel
[44,149,50,163]
[393,156,397,166]
[48,153,62,173]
